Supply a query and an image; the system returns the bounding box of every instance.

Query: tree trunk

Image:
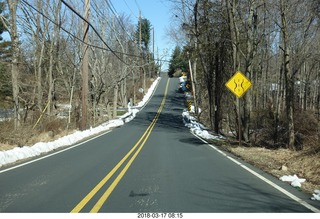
[226,0,242,140]
[226,0,240,71]
[242,0,256,142]
[113,84,118,119]
[280,0,295,149]
[47,1,61,115]
[7,0,20,130]
[35,0,44,111]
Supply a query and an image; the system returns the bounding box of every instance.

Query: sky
[110,0,175,71]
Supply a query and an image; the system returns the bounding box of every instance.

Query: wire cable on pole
[20,0,170,64]
[60,0,128,65]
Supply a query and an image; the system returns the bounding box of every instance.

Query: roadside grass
[208,137,320,196]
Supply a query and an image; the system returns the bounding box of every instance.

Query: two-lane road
[0,76,319,213]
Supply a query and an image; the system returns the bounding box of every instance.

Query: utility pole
[81,0,90,130]
[139,11,144,92]
[152,28,154,77]
[157,47,161,75]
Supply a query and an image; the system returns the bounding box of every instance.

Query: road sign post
[225,71,252,146]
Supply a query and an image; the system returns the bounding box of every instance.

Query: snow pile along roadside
[0,77,161,168]
[279,174,306,188]
[279,174,320,201]
[182,109,225,141]
[0,119,124,167]
[311,190,320,201]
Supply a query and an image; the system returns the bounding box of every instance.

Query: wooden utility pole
[81,0,90,130]
[188,54,196,107]
[139,11,143,91]
[152,28,154,77]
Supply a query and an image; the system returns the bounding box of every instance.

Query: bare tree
[46,0,62,115]
[6,0,20,129]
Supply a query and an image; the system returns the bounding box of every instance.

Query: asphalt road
[0,76,319,213]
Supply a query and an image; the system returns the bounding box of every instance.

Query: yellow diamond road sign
[225,71,252,98]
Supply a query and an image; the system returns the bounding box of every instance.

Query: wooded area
[168,0,320,151]
[0,0,160,146]
[0,0,319,153]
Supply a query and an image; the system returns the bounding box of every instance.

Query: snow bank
[311,190,320,201]
[179,75,187,83]
[0,116,124,168]
[0,77,161,168]
[136,77,161,108]
[279,175,320,201]
[182,109,225,141]
[279,174,306,188]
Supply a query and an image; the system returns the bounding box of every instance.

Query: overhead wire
[91,0,134,43]
[122,0,138,19]
[82,0,170,63]
[134,0,141,11]
[105,0,135,41]
[20,0,83,45]
[60,0,129,65]
[19,0,170,63]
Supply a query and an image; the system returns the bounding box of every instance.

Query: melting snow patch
[182,109,225,141]
[0,119,125,168]
[279,174,306,188]
[311,190,320,201]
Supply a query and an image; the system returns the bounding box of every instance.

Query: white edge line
[191,132,320,213]
[0,130,112,174]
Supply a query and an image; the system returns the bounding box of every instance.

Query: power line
[20,1,83,45]
[60,0,129,65]
[122,0,138,19]
[63,0,170,63]
[19,0,170,64]
[134,0,141,11]
[106,0,134,41]
[90,0,134,42]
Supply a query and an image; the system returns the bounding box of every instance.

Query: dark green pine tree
[136,17,152,55]
[168,46,188,77]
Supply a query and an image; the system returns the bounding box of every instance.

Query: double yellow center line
[71,79,170,213]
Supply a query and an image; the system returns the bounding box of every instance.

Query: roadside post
[187,100,192,112]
